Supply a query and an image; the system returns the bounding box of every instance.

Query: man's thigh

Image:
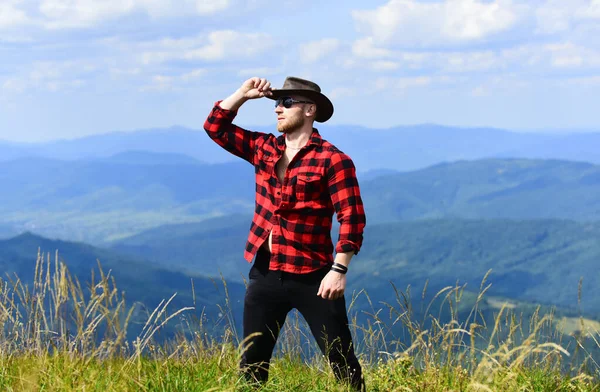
[243,269,291,341]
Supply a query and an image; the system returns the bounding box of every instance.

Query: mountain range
[1,125,599,171]
[109,215,600,315]
[1,124,600,344]
[361,158,600,222]
[0,232,246,338]
[1,155,599,244]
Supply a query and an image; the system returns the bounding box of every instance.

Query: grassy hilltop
[0,255,599,391]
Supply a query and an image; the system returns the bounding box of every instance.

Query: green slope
[110,214,252,280]
[0,156,255,243]
[361,159,600,222]
[112,216,600,316]
[351,219,600,316]
[0,233,246,332]
[2,157,600,244]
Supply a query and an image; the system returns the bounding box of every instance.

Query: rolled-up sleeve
[327,152,366,254]
[204,101,265,165]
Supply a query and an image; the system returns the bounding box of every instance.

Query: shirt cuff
[214,100,238,119]
[335,240,360,255]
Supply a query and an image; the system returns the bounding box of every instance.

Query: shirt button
[277,191,281,195]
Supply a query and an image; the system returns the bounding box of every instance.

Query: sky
[1,0,600,142]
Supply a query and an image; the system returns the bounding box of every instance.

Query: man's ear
[306,104,317,117]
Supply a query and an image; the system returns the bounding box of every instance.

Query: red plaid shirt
[204,102,366,274]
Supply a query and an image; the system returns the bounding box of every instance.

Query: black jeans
[241,248,365,391]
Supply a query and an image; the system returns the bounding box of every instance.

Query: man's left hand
[317,270,347,300]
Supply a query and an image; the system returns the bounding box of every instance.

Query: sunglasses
[274,97,314,109]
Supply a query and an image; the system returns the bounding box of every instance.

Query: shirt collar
[276,128,323,151]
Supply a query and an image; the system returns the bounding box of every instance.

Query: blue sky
[1,0,599,142]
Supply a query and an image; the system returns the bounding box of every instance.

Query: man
[204,76,366,391]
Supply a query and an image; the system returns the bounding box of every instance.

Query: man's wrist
[220,90,249,111]
[330,262,348,274]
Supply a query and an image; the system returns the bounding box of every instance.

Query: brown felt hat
[268,76,334,123]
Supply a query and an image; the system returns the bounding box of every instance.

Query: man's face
[274,95,312,134]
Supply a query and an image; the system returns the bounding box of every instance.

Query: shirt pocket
[256,151,276,178]
[295,171,325,202]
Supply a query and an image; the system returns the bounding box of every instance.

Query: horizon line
[3,123,600,145]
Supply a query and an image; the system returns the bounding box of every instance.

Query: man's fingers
[329,289,338,301]
[261,81,271,91]
[330,289,344,301]
[249,77,260,88]
[257,78,268,91]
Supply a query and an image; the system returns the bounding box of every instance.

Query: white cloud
[352,38,393,59]
[374,76,432,92]
[0,35,34,43]
[346,39,600,77]
[0,1,29,28]
[140,68,208,91]
[3,60,96,93]
[141,30,274,64]
[186,31,273,61]
[14,0,237,29]
[584,0,600,18]
[560,75,600,87]
[2,78,27,93]
[352,0,521,47]
[181,68,206,81]
[370,61,400,71]
[237,67,282,77]
[347,47,503,73]
[544,42,600,68]
[442,51,500,72]
[109,67,141,79]
[535,2,568,34]
[535,0,600,35]
[142,74,174,91]
[299,38,340,64]
[471,86,489,97]
[195,0,229,15]
[39,0,137,28]
[329,87,357,100]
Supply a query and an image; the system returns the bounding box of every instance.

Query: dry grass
[0,252,598,391]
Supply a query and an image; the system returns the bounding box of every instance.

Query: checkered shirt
[204,102,366,274]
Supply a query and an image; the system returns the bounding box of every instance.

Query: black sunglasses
[274,97,314,109]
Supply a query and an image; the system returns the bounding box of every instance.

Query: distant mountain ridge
[1,125,599,171]
[0,154,255,243]
[110,215,600,315]
[1,156,599,244]
[93,150,204,165]
[361,158,600,222]
[0,232,245,322]
[3,229,595,348]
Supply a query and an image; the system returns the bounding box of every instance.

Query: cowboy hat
[268,76,334,123]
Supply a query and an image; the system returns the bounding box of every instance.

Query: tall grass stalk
[0,252,598,391]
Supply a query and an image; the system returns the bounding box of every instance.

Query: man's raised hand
[240,77,274,99]
[219,77,274,111]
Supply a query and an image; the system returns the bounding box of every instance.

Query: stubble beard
[277,113,305,134]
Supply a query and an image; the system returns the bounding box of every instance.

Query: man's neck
[284,126,313,149]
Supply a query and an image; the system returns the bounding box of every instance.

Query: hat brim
[268,89,334,123]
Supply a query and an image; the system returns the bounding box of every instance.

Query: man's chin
[277,124,296,133]
[277,117,304,133]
